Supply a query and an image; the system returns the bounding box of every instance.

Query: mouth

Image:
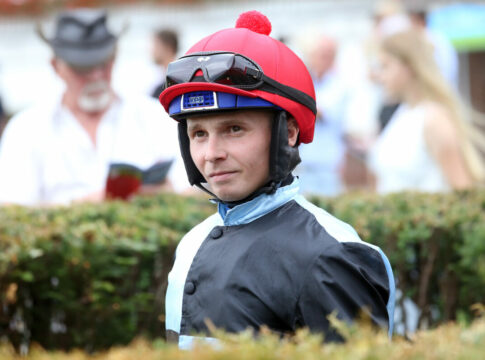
[208,171,238,182]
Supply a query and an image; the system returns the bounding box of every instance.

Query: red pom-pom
[235,11,272,35]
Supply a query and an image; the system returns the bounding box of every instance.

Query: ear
[287,116,299,147]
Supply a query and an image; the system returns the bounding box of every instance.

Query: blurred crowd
[0,0,484,207]
[296,0,485,197]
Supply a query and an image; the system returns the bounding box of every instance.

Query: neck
[217,175,297,222]
[402,83,424,106]
[215,173,294,208]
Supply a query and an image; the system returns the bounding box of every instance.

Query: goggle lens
[166,52,261,88]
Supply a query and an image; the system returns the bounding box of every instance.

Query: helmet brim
[159,82,265,116]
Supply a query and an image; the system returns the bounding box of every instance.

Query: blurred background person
[338,0,409,192]
[343,1,464,193]
[148,28,178,99]
[408,6,459,91]
[0,94,6,138]
[295,35,349,196]
[368,29,485,194]
[0,8,189,206]
[369,0,410,132]
[369,1,459,132]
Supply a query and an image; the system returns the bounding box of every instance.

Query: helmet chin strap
[178,110,300,204]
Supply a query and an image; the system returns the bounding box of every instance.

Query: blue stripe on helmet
[168,91,277,117]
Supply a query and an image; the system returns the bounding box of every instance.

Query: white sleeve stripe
[294,195,395,334]
[165,213,222,333]
[377,247,396,337]
[294,195,364,244]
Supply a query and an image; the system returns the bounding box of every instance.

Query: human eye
[229,125,242,133]
[193,130,206,138]
[188,127,207,140]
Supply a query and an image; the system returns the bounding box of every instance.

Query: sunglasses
[165,51,316,115]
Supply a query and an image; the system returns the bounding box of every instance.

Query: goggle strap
[260,74,317,115]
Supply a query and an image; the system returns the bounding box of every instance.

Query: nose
[84,66,107,80]
[204,134,227,162]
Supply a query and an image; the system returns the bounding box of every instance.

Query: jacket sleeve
[295,241,393,342]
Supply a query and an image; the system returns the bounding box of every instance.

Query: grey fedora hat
[38,9,118,68]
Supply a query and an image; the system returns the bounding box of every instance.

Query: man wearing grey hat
[0,8,189,205]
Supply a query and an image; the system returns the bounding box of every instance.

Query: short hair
[155,29,178,54]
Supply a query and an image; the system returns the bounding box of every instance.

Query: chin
[213,186,247,202]
[216,192,243,202]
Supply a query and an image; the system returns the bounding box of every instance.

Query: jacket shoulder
[175,213,222,255]
[293,195,364,244]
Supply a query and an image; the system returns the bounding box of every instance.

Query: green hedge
[0,194,213,352]
[1,190,484,352]
[310,189,485,329]
[1,311,485,359]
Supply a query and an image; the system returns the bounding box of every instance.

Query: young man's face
[187,110,273,202]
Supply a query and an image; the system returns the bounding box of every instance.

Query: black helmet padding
[178,121,205,186]
[269,111,301,182]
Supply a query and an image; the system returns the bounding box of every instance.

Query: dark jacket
[165,179,395,349]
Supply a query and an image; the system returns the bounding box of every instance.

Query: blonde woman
[368,29,485,193]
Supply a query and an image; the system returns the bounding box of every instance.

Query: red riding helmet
[159,11,316,196]
[159,10,316,144]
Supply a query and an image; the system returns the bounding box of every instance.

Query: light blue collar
[217,178,300,226]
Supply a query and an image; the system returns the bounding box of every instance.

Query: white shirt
[368,103,450,194]
[295,70,349,196]
[0,95,190,206]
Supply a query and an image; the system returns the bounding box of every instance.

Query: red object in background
[104,160,173,200]
[105,173,142,200]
